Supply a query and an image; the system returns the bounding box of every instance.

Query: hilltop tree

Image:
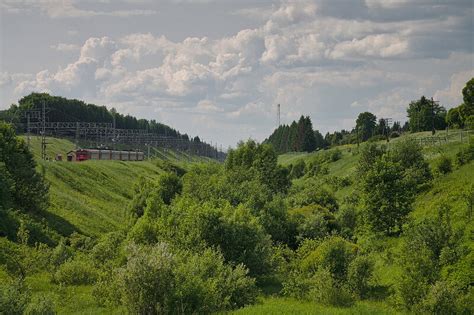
[300,116,317,152]
[446,107,464,128]
[356,112,377,141]
[265,116,323,153]
[462,77,474,108]
[407,96,446,133]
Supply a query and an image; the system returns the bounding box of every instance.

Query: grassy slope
[0,136,212,314]
[236,132,473,314]
[232,298,400,315]
[23,136,206,237]
[4,133,471,314]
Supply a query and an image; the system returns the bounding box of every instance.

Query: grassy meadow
[1,131,472,314]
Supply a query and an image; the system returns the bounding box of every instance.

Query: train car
[112,150,121,160]
[100,150,111,160]
[120,151,129,161]
[70,149,144,162]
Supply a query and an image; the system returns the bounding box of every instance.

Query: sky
[0,0,473,147]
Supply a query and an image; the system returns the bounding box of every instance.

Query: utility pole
[41,100,47,160]
[112,113,116,150]
[382,118,393,142]
[26,113,31,149]
[277,104,281,127]
[431,97,438,135]
[356,125,360,147]
[75,122,80,149]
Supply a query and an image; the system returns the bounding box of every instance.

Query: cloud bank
[2,0,473,146]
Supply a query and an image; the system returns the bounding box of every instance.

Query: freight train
[67,149,144,162]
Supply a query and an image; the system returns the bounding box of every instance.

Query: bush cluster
[283,236,374,307]
[95,243,257,314]
[53,257,98,285]
[455,142,474,166]
[434,156,452,175]
[395,205,472,313]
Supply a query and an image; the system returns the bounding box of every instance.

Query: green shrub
[305,161,329,177]
[116,243,175,314]
[336,206,357,239]
[325,176,352,190]
[329,149,342,162]
[368,134,386,142]
[282,237,361,307]
[91,232,124,265]
[394,205,468,311]
[49,240,73,268]
[308,268,354,307]
[455,142,474,166]
[129,196,274,278]
[300,236,358,281]
[0,279,30,315]
[53,258,98,285]
[290,160,305,179]
[390,139,432,189]
[347,255,374,298]
[102,242,258,314]
[68,232,95,251]
[128,177,153,218]
[289,205,338,243]
[421,281,458,315]
[24,294,55,315]
[288,185,338,212]
[156,172,182,205]
[258,196,293,244]
[434,156,452,175]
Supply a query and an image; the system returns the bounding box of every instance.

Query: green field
[2,132,472,314]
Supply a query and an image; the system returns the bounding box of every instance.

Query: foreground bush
[53,258,98,285]
[128,196,274,278]
[95,242,257,314]
[395,205,472,312]
[455,142,474,166]
[434,156,452,175]
[0,279,30,315]
[283,236,371,307]
[308,268,354,307]
[24,294,55,315]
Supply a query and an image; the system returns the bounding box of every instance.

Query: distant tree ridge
[0,93,221,156]
[265,116,326,153]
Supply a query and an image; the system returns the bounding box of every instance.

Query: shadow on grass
[34,210,81,238]
[367,284,392,301]
[257,276,283,296]
[1,208,81,246]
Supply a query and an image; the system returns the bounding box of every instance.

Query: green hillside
[19,136,209,238]
[237,131,474,314]
[1,128,472,314]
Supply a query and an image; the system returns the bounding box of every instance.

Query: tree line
[266,77,474,153]
[0,93,219,154]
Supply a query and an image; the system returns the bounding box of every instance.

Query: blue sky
[1,0,473,147]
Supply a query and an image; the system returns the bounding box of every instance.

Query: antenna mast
[277,104,281,127]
